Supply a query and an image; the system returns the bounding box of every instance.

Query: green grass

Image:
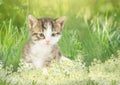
[0,20,29,69]
[0,14,119,67]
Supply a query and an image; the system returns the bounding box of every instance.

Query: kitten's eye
[39,33,44,37]
[51,33,56,37]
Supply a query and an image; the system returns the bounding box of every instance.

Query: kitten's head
[28,14,66,45]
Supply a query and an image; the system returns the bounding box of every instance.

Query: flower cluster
[0,50,120,85]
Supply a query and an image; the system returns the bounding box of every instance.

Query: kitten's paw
[60,56,72,62]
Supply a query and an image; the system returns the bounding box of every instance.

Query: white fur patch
[30,42,52,68]
[45,23,52,40]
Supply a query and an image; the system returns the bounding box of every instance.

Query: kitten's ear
[56,16,66,29]
[28,14,37,29]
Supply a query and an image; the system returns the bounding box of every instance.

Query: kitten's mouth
[46,43,50,45]
[45,42,51,45]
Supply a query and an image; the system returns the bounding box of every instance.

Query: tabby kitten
[23,14,66,69]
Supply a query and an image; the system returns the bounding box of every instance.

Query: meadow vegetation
[0,0,120,85]
[0,51,120,85]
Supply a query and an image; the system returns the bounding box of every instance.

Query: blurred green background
[0,0,120,68]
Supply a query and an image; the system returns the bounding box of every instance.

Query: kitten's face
[28,15,66,45]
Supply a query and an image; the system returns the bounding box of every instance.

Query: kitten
[23,14,67,70]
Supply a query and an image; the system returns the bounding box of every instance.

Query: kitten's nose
[46,40,50,44]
